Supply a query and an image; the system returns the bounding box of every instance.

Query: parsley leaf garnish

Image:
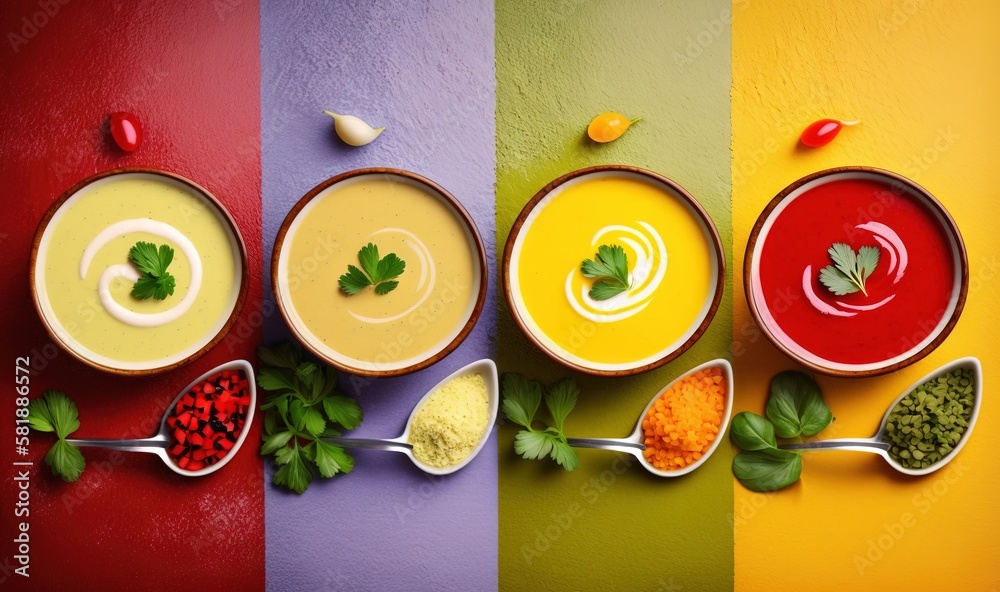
[27,391,85,482]
[581,244,631,301]
[502,374,580,471]
[129,241,176,300]
[257,341,363,494]
[819,243,880,296]
[338,242,406,296]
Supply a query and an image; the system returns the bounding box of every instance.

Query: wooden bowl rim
[28,167,250,377]
[270,167,489,378]
[742,165,969,378]
[501,164,727,377]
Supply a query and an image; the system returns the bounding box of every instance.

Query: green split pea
[883,368,974,470]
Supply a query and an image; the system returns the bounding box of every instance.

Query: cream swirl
[567,221,667,323]
[805,222,907,317]
[347,227,437,324]
[80,219,202,327]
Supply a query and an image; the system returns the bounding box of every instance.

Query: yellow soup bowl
[272,168,488,377]
[503,165,725,376]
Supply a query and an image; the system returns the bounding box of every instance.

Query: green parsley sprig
[339,242,405,296]
[501,374,579,471]
[27,391,85,482]
[258,341,363,494]
[581,244,631,301]
[819,242,880,296]
[129,241,177,300]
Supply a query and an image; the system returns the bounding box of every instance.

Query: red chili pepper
[109,112,143,152]
[800,118,859,147]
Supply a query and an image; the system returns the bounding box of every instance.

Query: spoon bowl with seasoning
[324,358,499,476]
[779,357,982,476]
[566,359,734,477]
[65,359,257,477]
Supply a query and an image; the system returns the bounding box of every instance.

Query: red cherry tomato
[110,112,143,152]
[800,118,858,148]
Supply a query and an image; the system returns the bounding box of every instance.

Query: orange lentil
[641,367,726,471]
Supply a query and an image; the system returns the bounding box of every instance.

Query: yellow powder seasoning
[409,373,489,468]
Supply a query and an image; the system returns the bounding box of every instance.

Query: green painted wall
[496,0,734,589]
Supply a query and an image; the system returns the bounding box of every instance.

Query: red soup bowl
[744,166,967,377]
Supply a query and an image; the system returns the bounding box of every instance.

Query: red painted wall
[0,1,264,589]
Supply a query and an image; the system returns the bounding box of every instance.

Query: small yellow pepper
[587,112,642,143]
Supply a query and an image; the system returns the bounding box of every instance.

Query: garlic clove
[323,110,385,147]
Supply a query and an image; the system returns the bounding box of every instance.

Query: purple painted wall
[260,1,497,590]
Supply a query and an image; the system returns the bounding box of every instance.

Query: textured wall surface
[732,1,1000,589]
[4,0,999,589]
[260,1,498,590]
[496,1,734,590]
[0,1,265,590]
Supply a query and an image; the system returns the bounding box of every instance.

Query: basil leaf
[765,371,834,438]
[732,449,802,492]
[730,412,777,451]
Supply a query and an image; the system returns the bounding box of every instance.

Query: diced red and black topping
[166,370,250,472]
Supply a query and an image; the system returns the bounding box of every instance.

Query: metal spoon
[324,358,499,476]
[566,359,734,477]
[779,357,982,476]
[65,359,257,477]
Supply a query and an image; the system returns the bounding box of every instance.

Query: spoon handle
[779,438,889,452]
[323,437,413,454]
[566,437,645,451]
[65,436,168,451]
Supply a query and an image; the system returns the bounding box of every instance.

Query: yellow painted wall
[732,0,1000,589]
